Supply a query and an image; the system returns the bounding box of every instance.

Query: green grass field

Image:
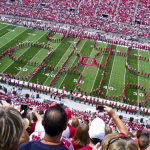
[0,22,150,108]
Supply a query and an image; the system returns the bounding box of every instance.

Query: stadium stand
[0,0,150,149]
[0,0,149,38]
[115,0,136,23]
[135,0,150,26]
[96,0,118,22]
[0,84,150,149]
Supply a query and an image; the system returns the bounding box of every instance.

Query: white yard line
[28,34,60,82]
[72,40,87,92]
[121,47,127,103]
[27,34,60,82]
[148,51,150,84]
[0,24,8,31]
[54,38,76,67]
[137,50,139,105]
[3,47,31,72]
[81,48,94,74]
[0,22,27,28]
[0,26,18,41]
[73,42,95,91]
[57,57,75,89]
[58,40,86,89]
[92,42,109,91]
[16,48,44,76]
[106,52,116,94]
[90,55,103,91]
[0,27,26,48]
[42,37,77,85]
[2,30,40,72]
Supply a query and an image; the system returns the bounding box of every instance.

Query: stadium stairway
[113,0,120,22]
[133,0,139,21]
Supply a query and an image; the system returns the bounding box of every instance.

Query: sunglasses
[106,136,130,150]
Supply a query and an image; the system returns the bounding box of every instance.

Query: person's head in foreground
[43,104,67,137]
[0,107,24,150]
[101,133,138,150]
[89,117,105,145]
[18,104,68,150]
[138,135,150,150]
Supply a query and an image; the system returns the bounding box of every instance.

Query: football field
[0,22,150,108]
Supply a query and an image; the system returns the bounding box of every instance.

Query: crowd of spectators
[115,0,136,23]
[0,0,150,148]
[96,0,118,22]
[0,0,150,38]
[135,0,150,26]
[0,84,150,150]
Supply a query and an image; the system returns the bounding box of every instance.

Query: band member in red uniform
[144,71,147,77]
[141,70,143,76]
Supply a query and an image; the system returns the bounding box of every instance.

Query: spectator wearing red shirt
[134,130,142,145]
[80,106,128,150]
[71,123,89,150]
[79,117,105,150]
[29,113,38,135]
[62,109,76,138]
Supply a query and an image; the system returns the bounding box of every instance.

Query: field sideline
[0,22,150,108]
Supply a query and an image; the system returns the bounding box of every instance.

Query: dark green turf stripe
[124,49,138,105]
[0,29,35,54]
[0,25,16,37]
[29,37,75,84]
[98,54,115,97]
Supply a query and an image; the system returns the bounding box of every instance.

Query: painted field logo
[81,56,97,67]
[27,33,36,36]
[7,29,15,32]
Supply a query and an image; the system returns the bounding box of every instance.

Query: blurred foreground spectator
[100,133,138,150]
[18,104,68,150]
[0,101,29,150]
[138,135,150,150]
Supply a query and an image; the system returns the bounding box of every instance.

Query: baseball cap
[50,103,56,107]
[89,117,105,141]
[65,109,71,120]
